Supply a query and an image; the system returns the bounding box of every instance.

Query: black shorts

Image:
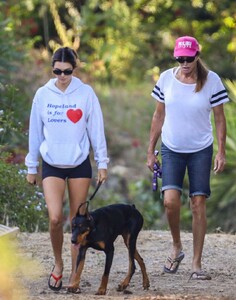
[42,156,92,180]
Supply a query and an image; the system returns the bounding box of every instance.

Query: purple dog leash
[152,150,162,191]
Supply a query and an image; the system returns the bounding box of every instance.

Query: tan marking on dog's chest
[96,241,106,249]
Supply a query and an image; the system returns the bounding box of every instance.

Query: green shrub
[0,151,48,232]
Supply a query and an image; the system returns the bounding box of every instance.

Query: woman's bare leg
[43,177,66,287]
[164,189,183,270]
[190,195,207,272]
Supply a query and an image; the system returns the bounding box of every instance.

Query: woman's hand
[213,152,226,174]
[26,173,37,185]
[97,169,108,184]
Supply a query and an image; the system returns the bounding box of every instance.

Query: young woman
[25,47,109,292]
[147,36,229,280]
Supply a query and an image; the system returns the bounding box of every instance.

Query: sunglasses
[175,56,196,63]
[53,68,73,75]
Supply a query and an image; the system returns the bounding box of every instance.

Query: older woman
[147,36,229,280]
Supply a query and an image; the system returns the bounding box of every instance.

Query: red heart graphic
[67,109,83,123]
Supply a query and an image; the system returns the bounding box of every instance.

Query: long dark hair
[195,53,209,92]
[52,47,78,68]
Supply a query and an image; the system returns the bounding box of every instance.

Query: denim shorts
[161,143,213,198]
[42,156,92,180]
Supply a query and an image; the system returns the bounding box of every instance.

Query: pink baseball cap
[174,36,199,57]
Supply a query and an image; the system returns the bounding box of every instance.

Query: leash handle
[152,150,162,191]
[89,181,102,201]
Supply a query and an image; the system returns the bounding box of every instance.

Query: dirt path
[16,231,236,300]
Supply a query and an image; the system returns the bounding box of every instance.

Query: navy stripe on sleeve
[210,89,228,105]
[152,85,165,101]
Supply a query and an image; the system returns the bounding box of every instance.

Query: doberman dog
[69,203,150,295]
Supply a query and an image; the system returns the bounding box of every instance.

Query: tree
[12,0,236,82]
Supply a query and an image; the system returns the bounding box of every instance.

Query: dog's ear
[86,212,95,228]
[76,202,87,216]
[85,202,90,217]
[86,210,91,220]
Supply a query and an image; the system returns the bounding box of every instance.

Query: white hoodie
[25,76,109,174]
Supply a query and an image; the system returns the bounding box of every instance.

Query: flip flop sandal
[164,251,185,274]
[48,266,63,291]
[188,271,212,281]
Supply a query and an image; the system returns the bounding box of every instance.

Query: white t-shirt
[151,68,229,153]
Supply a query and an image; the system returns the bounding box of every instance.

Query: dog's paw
[95,288,106,295]
[66,286,81,294]
[117,283,128,292]
[143,279,150,290]
[67,288,81,294]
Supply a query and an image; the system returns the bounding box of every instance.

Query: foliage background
[0,0,236,233]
